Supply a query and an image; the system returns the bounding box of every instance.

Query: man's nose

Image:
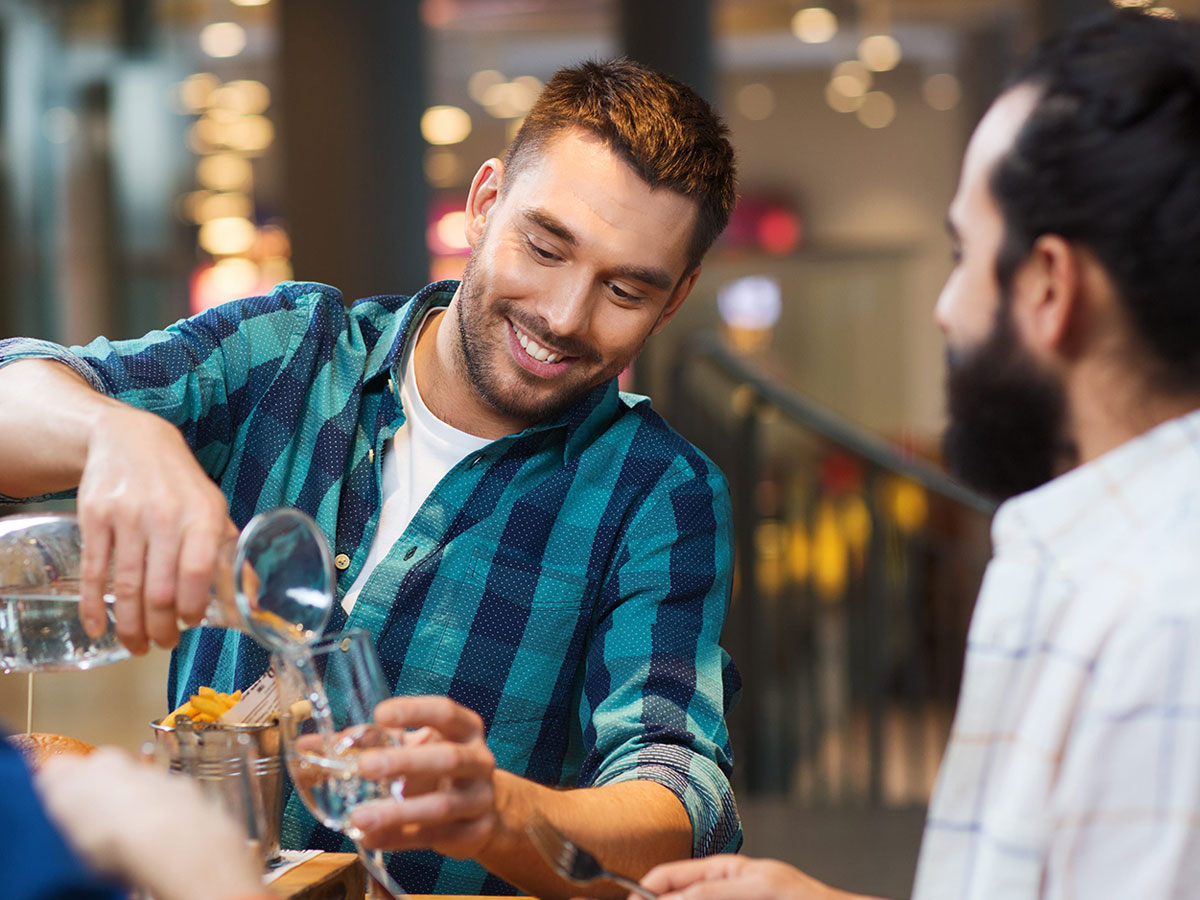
[539,278,593,341]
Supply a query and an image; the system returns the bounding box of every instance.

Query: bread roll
[8,732,96,771]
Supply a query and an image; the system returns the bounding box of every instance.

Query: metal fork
[526,816,659,899]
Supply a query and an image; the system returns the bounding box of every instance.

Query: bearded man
[636,11,1200,900]
[0,60,740,898]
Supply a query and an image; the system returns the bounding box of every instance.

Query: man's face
[452,129,699,428]
[936,87,1070,500]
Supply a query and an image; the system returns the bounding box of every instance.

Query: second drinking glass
[273,628,410,898]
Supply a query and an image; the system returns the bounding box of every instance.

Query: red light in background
[757,208,803,255]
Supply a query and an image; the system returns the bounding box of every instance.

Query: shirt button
[334,553,351,571]
[368,448,375,463]
[403,546,417,560]
[387,377,395,393]
[470,455,484,468]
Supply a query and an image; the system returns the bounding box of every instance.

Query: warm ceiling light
[195,192,253,224]
[736,83,776,121]
[231,0,271,5]
[859,34,902,72]
[196,154,253,191]
[830,74,867,99]
[825,81,863,113]
[791,7,838,44]
[420,105,472,145]
[200,22,246,59]
[468,69,505,104]
[424,148,461,187]
[211,80,271,115]
[178,73,220,113]
[923,74,961,111]
[857,91,896,128]
[198,216,256,255]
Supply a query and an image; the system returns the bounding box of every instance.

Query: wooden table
[267,851,530,899]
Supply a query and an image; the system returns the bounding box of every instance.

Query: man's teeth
[514,325,564,364]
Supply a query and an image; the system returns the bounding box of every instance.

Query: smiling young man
[0,61,739,897]
[633,11,1200,900]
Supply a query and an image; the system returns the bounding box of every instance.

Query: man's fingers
[110,528,148,654]
[373,696,486,742]
[351,794,495,851]
[641,856,750,894]
[358,741,494,782]
[175,520,226,626]
[142,526,182,649]
[77,521,112,638]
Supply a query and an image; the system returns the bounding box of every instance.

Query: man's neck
[1066,355,1200,466]
[412,294,525,440]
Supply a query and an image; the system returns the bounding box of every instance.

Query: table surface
[271,851,531,899]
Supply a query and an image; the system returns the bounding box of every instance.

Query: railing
[665,331,995,806]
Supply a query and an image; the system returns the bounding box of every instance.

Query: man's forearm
[478,773,693,900]
[0,358,117,496]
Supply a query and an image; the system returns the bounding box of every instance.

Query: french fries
[161,686,243,728]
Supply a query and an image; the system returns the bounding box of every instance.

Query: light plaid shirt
[0,280,740,894]
[914,409,1200,899]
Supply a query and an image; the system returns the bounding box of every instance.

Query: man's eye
[950,246,963,265]
[526,238,559,261]
[609,283,643,303]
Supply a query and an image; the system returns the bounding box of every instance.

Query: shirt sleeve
[577,457,742,857]
[0,286,313,502]
[1044,605,1200,897]
[0,737,125,900]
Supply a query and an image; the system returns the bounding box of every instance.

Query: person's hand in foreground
[37,747,267,900]
[637,855,874,900]
[349,695,498,859]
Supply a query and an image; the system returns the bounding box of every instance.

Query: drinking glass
[0,507,334,672]
[273,629,410,898]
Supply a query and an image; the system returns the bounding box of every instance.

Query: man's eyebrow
[611,263,674,292]
[522,209,578,247]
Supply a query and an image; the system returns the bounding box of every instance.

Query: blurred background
[1,0,1194,894]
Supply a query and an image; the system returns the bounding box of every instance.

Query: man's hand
[350,696,499,858]
[37,748,265,900]
[637,856,847,900]
[77,401,235,653]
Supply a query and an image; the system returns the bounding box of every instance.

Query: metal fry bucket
[150,718,284,867]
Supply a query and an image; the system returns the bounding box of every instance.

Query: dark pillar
[617,0,718,398]
[1033,0,1111,38]
[279,0,428,301]
[617,0,716,103]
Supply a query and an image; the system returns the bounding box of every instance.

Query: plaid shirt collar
[366,279,628,467]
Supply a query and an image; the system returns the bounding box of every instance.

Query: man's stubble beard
[942,296,1075,501]
[453,247,639,427]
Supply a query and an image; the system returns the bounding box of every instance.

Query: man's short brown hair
[502,58,737,274]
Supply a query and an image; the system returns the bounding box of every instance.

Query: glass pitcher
[0,507,335,672]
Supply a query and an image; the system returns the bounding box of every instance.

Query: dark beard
[453,248,622,426]
[942,304,1073,501]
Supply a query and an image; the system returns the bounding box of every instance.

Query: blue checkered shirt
[0,280,741,894]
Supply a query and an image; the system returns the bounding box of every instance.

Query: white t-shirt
[341,311,491,614]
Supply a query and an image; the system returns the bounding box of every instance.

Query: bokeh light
[858,34,902,72]
[421,105,472,145]
[791,7,838,44]
[737,83,776,121]
[923,73,961,111]
[857,91,896,129]
[200,22,247,59]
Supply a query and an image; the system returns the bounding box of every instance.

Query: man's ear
[651,267,702,336]
[464,158,505,249]
[1012,234,1081,359]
